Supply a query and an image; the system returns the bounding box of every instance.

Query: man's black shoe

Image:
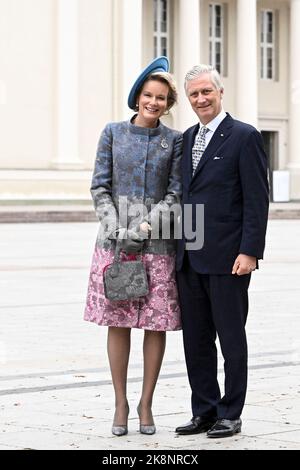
[207,418,242,438]
[175,416,216,435]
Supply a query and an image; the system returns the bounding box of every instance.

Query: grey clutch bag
[103,239,149,301]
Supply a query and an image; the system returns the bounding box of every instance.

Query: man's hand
[232,254,256,276]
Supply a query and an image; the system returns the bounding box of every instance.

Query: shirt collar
[129,115,162,136]
[199,109,227,133]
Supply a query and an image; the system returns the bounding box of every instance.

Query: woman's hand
[121,224,151,254]
[139,222,152,235]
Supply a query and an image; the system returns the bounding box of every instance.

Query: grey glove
[120,227,148,254]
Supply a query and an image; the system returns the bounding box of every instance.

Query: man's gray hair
[184,65,224,93]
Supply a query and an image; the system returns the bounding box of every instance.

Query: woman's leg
[107,326,131,425]
[138,330,166,424]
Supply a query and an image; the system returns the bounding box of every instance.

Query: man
[175,65,269,438]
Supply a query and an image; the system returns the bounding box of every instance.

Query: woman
[84,57,182,436]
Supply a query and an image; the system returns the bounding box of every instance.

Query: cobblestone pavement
[0,220,299,450]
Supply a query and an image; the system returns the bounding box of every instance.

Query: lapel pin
[220,133,224,137]
[161,138,168,149]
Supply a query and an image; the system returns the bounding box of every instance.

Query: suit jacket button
[189,192,193,197]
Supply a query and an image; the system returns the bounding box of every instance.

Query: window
[209,3,224,74]
[154,0,169,57]
[260,10,275,80]
[261,131,279,201]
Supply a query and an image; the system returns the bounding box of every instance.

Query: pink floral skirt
[84,247,181,331]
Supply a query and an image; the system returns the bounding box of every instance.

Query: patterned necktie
[192,126,209,175]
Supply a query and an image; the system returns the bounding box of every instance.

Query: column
[289,0,300,198]
[176,0,202,131]
[236,0,258,127]
[113,0,143,121]
[0,80,7,106]
[52,0,82,169]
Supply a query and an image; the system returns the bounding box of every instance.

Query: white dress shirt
[197,108,227,148]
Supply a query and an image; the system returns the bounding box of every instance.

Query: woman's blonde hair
[134,72,178,112]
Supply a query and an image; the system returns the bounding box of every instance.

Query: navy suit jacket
[176,113,269,274]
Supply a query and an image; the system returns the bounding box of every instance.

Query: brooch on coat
[161,138,168,149]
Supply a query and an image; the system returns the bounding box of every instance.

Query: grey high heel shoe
[137,404,156,435]
[112,403,129,436]
[111,424,128,436]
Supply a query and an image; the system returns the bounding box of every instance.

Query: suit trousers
[176,252,251,420]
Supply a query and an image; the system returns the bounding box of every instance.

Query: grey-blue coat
[90,118,182,254]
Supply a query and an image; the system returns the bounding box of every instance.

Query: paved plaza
[0,220,300,450]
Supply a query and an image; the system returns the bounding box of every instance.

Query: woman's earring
[135,103,139,111]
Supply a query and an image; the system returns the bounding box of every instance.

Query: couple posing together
[84,57,269,439]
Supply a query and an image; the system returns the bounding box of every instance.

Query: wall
[0,0,55,169]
